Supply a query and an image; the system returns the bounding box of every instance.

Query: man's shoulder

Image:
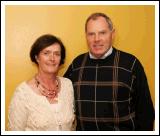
[115,48,137,60]
[114,48,142,70]
[72,52,88,63]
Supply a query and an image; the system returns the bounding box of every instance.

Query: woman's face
[36,43,61,75]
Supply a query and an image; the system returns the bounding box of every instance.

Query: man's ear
[111,29,115,39]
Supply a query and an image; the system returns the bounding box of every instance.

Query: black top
[64,47,155,131]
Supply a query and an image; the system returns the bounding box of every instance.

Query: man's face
[86,16,114,59]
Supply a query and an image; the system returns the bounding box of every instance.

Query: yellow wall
[5,6,155,130]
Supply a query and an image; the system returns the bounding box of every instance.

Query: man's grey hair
[85,12,113,32]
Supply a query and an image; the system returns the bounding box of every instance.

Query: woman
[8,34,76,131]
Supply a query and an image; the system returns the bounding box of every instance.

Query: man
[64,12,155,130]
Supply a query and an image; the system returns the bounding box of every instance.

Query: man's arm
[134,59,155,130]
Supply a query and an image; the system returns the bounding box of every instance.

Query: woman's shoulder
[58,76,72,84]
[58,76,73,92]
[13,81,31,97]
[9,81,31,106]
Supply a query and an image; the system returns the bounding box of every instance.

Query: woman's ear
[35,55,39,63]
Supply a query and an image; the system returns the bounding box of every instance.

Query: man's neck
[89,46,113,59]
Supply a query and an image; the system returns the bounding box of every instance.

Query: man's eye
[88,33,94,36]
[101,31,106,34]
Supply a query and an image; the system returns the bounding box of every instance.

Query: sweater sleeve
[8,88,28,131]
[133,59,155,130]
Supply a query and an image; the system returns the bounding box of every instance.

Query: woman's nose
[49,54,55,61]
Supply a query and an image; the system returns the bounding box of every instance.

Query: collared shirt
[89,46,113,59]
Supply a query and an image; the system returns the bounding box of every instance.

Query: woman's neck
[36,71,57,86]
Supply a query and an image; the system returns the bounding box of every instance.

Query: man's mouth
[93,44,103,49]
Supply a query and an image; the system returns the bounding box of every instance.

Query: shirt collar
[89,46,113,59]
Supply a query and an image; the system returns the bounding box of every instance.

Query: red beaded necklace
[35,76,59,99]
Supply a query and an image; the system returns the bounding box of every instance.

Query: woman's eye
[55,53,60,56]
[43,52,49,55]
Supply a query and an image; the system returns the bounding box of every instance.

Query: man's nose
[94,34,100,42]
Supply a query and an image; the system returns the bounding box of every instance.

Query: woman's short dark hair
[30,34,65,65]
